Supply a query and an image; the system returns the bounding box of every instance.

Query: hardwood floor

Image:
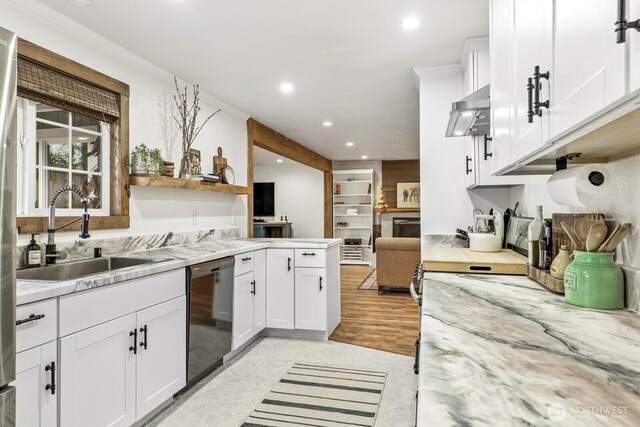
[329,265,420,357]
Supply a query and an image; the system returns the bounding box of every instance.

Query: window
[15,39,131,234]
[17,98,110,216]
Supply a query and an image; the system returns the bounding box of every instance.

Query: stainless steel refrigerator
[0,25,17,427]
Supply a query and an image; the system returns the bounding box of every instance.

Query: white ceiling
[42,0,489,161]
[254,146,300,166]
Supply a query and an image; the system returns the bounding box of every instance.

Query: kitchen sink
[16,257,169,282]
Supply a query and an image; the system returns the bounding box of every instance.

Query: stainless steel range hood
[445,84,490,137]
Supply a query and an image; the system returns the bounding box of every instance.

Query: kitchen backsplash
[511,153,640,314]
[17,227,240,267]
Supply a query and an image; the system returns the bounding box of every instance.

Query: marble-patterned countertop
[417,272,640,427]
[16,238,341,305]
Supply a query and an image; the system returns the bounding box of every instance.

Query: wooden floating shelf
[375,207,420,213]
[129,175,252,195]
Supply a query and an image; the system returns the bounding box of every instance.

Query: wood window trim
[16,39,131,235]
[247,118,333,238]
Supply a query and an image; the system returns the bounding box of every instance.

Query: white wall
[415,66,511,254]
[254,164,324,238]
[4,0,250,245]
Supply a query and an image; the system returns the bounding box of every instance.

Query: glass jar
[564,251,624,310]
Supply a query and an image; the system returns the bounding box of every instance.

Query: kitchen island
[417,272,640,426]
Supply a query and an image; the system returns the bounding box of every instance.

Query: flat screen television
[254,182,275,217]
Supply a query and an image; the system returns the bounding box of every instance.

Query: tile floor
[146,337,417,427]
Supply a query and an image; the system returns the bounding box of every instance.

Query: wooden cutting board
[423,247,528,275]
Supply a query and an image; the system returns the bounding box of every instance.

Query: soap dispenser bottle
[24,233,42,268]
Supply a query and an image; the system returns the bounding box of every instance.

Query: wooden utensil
[585,223,608,252]
[600,223,632,252]
[213,146,227,173]
[561,221,584,251]
[597,224,621,252]
[574,215,605,247]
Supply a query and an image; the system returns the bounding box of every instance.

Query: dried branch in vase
[172,76,222,177]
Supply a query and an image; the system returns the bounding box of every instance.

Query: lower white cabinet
[294,268,327,331]
[14,341,57,427]
[266,249,295,329]
[232,250,266,349]
[60,296,186,426]
[135,297,187,420]
[60,313,137,427]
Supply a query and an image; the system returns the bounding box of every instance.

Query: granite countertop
[16,238,341,305]
[417,272,640,426]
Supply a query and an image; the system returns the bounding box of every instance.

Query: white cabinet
[490,0,513,174]
[232,272,255,348]
[464,137,476,188]
[135,297,186,420]
[551,0,626,139]
[232,250,266,350]
[510,0,552,163]
[14,341,57,427]
[294,268,327,331]
[60,313,137,427]
[253,249,267,334]
[266,249,295,329]
[60,296,187,427]
[631,0,640,94]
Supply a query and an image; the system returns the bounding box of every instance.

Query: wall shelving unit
[332,169,374,265]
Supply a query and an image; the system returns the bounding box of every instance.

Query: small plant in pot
[131,144,165,176]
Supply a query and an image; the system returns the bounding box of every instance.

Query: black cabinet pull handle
[251,280,256,295]
[287,257,292,271]
[129,329,137,354]
[242,257,252,262]
[319,276,323,291]
[139,325,148,350]
[616,0,640,44]
[16,313,45,326]
[526,77,534,123]
[465,156,472,175]
[301,252,316,256]
[483,135,493,160]
[413,335,420,375]
[45,362,56,395]
[533,66,550,117]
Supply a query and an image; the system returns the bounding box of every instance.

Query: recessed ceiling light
[280,82,294,94]
[346,142,354,147]
[401,16,421,31]
[454,131,464,136]
[323,121,333,127]
[276,159,283,163]
[461,111,474,118]
[72,0,93,6]
[361,155,368,159]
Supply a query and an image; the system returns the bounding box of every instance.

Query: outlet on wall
[192,210,198,225]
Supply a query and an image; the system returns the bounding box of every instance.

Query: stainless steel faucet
[46,185,91,265]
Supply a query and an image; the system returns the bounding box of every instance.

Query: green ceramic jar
[564,251,624,310]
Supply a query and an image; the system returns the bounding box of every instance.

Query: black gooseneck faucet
[45,185,91,265]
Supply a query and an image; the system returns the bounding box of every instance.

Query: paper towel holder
[556,153,582,171]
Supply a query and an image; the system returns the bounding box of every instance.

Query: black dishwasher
[186,256,235,385]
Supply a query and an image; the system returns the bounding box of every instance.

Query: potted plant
[131,144,164,176]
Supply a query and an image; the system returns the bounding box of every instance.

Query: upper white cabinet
[551,0,626,139]
[510,0,552,163]
[266,249,295,329]
[631,0,640,94]
[489,0,513,174]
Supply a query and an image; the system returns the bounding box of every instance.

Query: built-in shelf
[334,193,372,197]
[334,204,372,207]
[334,226,371,230]
[129,175,252,195]
[375,207,420,213]
[334,214,372,217]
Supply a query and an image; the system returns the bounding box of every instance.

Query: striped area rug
[242,362,387,427]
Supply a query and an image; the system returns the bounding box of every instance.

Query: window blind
[17,57,120,121]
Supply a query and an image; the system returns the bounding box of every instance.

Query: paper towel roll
[546,164,610,207]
